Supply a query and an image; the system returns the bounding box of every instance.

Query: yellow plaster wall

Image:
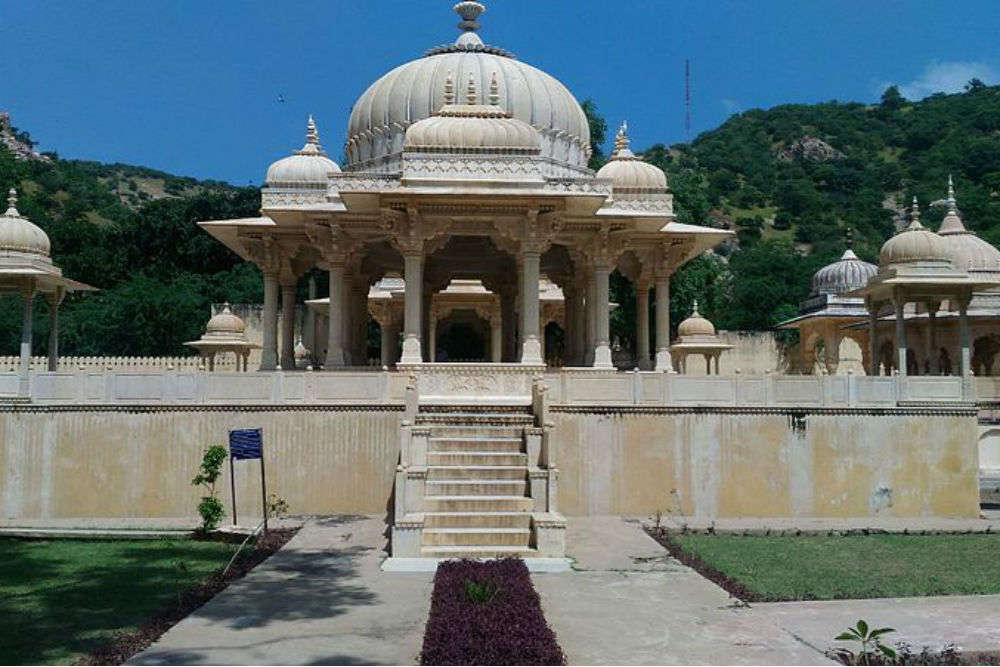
[552,410,980,518]
[0,408,401,519]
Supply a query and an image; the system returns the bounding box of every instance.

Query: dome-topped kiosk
[0,188,95,395]
[265,116,340,189]
[670,300,732,374]
[776,229,877,374]
[185,304,260,371]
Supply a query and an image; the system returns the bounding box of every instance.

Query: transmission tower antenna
[685,59,692,140]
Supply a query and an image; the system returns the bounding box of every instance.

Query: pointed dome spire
[466,72,478,105]
[939,174,967,234]
[5,188,18,216]
[296,115,325,156]
[936,174,1000,271]
[444,72,455,105]
[947,174,958,215]
[488,71,500,106]
[613,121,633,157]
[908,195,922,229]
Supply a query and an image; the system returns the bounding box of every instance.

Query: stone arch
[979,428,1000,471]
[973,335,1000,377]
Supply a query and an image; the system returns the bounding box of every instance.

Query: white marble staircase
[390,401,566,562]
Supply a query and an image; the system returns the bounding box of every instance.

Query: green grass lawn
[671,533,1000,601]
[0,537,237,665]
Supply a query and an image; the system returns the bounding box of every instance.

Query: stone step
[424,423,529,437]
[425,480,527,496]
[429,437,524,453]
[424,511,532,529]
[427,465,527,481]
[421,545,539,559]
[417,412,533,425]
[423,527,531,547]
[423,495,535,512]
[427,452,527,466]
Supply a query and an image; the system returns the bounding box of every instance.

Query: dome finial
[908,195,923,229]
[845,226,854,249]
[947,174,958,215]
[466,72,478,105]
[488,71,500,105]
[454,1,486,33]
[444,72,455,105]
[691,299,700,316]
[306,115,319,145]
[5,188,17,216]
[614,121,630,153]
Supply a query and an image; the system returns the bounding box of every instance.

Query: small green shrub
[462,578,500,604]
[831,620,896,665]
[191,445,228,532]
[266,494,289,519]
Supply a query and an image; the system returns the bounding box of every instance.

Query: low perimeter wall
[0,402,980,521]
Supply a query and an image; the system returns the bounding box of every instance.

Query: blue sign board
[229,428,263,460]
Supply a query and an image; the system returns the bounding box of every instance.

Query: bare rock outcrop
[777,136,845,163]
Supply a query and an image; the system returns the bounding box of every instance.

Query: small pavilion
[850,195,1000,388]
[185,304,259,371]
[670,301,732,374]
[0,188,94,395]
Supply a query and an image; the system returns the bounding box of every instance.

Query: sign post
[228,428,266,534]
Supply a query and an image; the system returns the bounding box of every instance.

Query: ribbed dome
[677,301,716,337]
[879,198,951,267]
[345,2,590,171]
[595,123,667,192]
[404,73,541,154]
[0,189,50,257]
[937,177,1000,272]
[812,247,877,295]
[265,116,340,187]
[205,305,246,337]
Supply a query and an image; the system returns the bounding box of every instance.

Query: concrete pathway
[130,516,433,666]
[534,517,832,665]
[535,517,1000,665]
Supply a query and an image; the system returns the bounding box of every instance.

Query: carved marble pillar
[353,279,368,364]
[894,294,907,377]
[520,249,543,365]
[306,276,318,366]
[584,267,596,366]
[572,275,586,366]
[491,311,502,363]
[401,252,424,364]
[46,288,64,372]
[280,280,297,370]
[654,273,673,372]
[326,260,347,367]
[562,284,576,365]
[499,284,516,363]
[867,302,878,376]
[429,305,438,362]
[636,280,651,371]
[592,263,613,369]
[19,281,35,394]
[261,271,279,371]
[927,300,940,375]
[959,295,971,378]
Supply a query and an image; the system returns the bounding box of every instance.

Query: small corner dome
[595,123,667,192]
[677,301,716,337]
[205,305,245,336]
[936,182,1000,272]
[812,247,877,295]
[878,200,950,267]
[403,73,541,154]
[265,117,340,188]
[0,189,50,257]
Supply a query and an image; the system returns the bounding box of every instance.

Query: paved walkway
[129,516,433,666]
[535,517,1000,665]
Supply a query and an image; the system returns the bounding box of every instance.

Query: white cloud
[883,61,998,100]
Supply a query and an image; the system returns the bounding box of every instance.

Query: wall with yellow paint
[552,409,980,519]
[0,406,979,520]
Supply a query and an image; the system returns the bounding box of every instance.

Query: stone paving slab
[759,595,1000,656]
[129,516,433,666]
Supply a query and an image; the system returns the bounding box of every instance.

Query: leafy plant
[266,494,289,519]
[191,445,228,532]
[463,578,500,604]
[831,620,897,665]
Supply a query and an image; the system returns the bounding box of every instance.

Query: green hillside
[1,83,999,357]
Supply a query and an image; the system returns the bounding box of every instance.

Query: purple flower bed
[419,558,566,666]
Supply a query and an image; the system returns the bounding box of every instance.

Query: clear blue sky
[4,0,999,185]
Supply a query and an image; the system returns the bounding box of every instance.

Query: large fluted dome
[345,2,590,174]
[812,248,877,295]
[0,189,50,258]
